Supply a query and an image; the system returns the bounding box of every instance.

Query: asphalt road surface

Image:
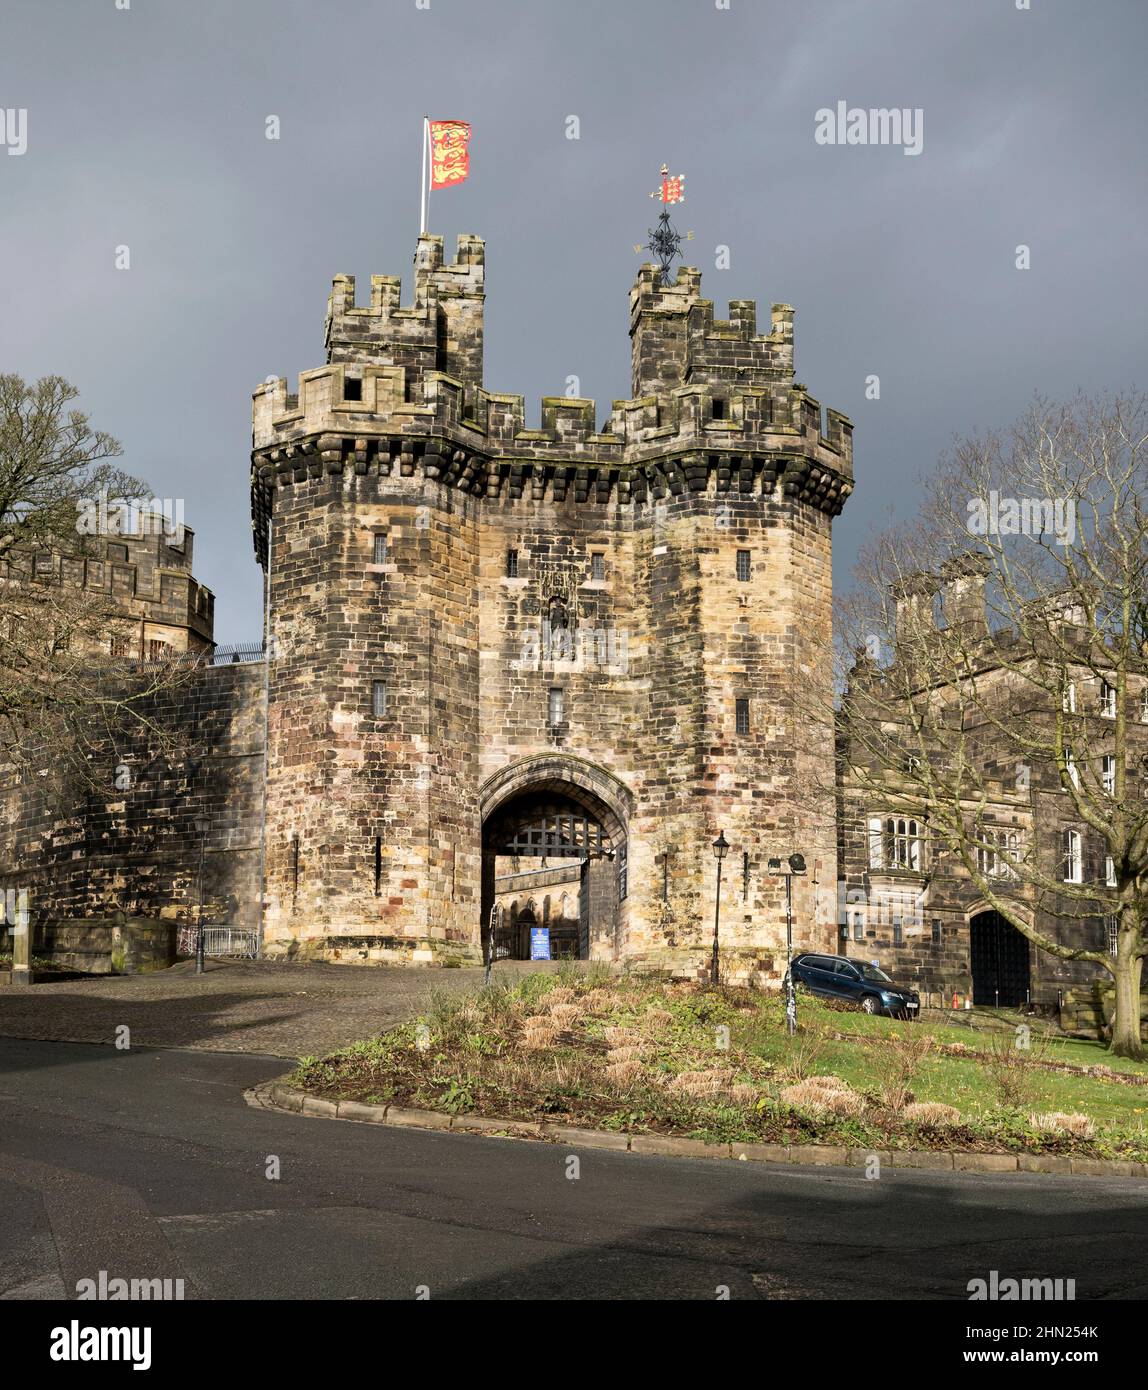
[2,1039,1146,1301]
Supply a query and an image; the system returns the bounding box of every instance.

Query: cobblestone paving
[0,959,563,1059]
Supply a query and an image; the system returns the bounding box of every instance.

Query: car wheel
[860,995,880,1015]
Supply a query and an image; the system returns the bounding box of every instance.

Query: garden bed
[288,969,1148,1163]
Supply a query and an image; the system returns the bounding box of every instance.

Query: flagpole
[419,116,428,235]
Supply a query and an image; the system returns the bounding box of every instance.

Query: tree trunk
[1109,940,1144,1060]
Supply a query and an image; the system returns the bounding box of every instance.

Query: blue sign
[530,928,551,961]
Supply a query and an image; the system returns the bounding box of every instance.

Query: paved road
[0,958,556,1058]
[1,1039,1145,1301]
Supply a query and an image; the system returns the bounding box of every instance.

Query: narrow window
[344,376,362,401]
[712,396,727,420]
[590,551,605,582]
[1102,755,1116,795]
[373,533,388,565]
[290,834,300,905]
[1064,750,1079,789]
[1062,679,1076,714]
[735,697,750,734]
[372,681,387,717]
[853,912,864,943]
[1105,855,1116,888]
[976,828,993,879]
[867,817,884,869]
[1106,914,1119,956]
[617,840,628,902]
[892,917,903,946]
[1063,829,1082,883]
[931,918,942,944]
[736,549,751,582]
[1100,679,1116,718]
[506,549,519,578]
[548,687,565,726]
[374,836,382,896]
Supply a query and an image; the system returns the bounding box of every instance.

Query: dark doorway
[481,787,622,962]
[969,910,1031,1007]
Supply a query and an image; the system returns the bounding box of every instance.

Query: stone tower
[251,234,853,982]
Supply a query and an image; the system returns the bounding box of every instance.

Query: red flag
[661,173,685,204]
[429,120,472,189]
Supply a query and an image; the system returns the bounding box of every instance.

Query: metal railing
[176,926,260,959]
[96,642,266,671]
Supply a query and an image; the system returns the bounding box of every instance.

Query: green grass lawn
[747,996,1148,1132]
[288,967,1148,1161]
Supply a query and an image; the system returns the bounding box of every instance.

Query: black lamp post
[194,817,209,975]
[711,830,729,988]
[769,852,807,1035]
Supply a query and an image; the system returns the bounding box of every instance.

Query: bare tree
[0,374,188,781]
[831,393,1148,1058]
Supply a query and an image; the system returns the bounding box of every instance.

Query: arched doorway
[480,759,631,963]
[969,910,1031,1007]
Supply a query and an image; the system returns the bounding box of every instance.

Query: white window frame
[1105,855,1117,888]
[867,817,884,869]
[1062,679,1076,714]
[1100,679,1117,719]
[976,827,1020,881]
[1102,755,1116,796]
[548,686,565,726]
[886,817,923,870]
[1063,829,1082,884]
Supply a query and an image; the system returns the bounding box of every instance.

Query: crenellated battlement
[254,366,851,472]
[324,232,485,394]
[252,235,852,560]
[629,262,795,396]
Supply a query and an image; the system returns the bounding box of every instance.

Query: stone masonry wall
[0,662,264,938]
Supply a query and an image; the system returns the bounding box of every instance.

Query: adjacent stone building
[836,566,1148,1012]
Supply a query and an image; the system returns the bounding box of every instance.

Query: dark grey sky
[2,0,1145,643]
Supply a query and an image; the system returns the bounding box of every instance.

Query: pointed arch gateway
[480,756,633,962]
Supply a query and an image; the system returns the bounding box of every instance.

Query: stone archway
[479,757,633,963]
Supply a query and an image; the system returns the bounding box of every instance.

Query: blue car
[786,953,920,1019]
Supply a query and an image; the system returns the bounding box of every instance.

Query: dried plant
[1030,1111,1095,1139]
[983,1029,1051,1108]
[903,1101,962,1127]
[874,1030,935,1112]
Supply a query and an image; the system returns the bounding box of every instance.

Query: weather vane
[635,164,693,278]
